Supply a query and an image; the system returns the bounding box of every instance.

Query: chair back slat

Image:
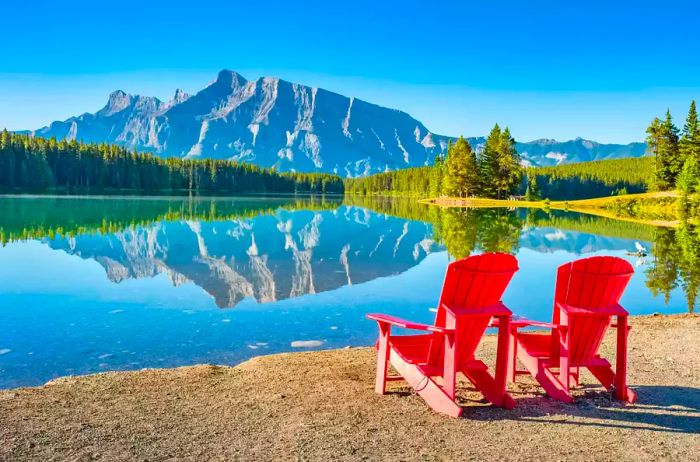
[428,253,518,366]
[553,256,633,365]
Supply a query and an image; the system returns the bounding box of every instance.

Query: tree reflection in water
[349,195,699,313]
[646,223,700,313]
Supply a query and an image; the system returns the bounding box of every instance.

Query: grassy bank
[0,314,698,461]
[423,191,682,227]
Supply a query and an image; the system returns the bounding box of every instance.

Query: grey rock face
[34,70,448,176]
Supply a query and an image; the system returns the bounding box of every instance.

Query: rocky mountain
[514,138,647,167]
[34,70,449,177]
[31,69,647,175]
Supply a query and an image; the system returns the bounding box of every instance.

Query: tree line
[345,124,523,199]
[526,157,654,200]
[0,131,344,195]
[343,166,432,196]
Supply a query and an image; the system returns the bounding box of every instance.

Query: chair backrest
[553,256,633,365]
[428,253,519,366]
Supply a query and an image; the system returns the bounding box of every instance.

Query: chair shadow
[463,385,700,434]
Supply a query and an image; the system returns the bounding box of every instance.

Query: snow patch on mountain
[545,152,567,164]
[342,97,354,139]
[395,129,410,163]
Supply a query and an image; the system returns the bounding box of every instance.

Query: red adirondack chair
[508,256,637,403]
[367,252,518,417]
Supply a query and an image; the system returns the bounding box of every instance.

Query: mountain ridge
[30,69,647,175]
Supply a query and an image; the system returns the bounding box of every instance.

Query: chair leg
[443,334,457,401]
[559,358,570,393]
[587,363,614,390]
[389,349,463,417]
[614,315,636,404]
[494,315,511,393]
[464,367,516,409]
[507,334,518,383]
[571,367,580,387]
[588,362,637,404]
[374,324,390,395]
[517,350,573,403]
[558,324,571,394]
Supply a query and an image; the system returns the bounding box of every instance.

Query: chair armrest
[507,316,558,330]
[441,302,512,318]
[556,301,629,316]
[366,313,453,334]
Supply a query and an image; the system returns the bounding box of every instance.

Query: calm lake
[0,195,694,389]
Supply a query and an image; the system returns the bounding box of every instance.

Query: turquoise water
[0,196,691,389]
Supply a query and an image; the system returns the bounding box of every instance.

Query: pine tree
[479,124,522,199]
[679,100,700,165]
[443,137,479,197]
[496,127,522,199]
[646,117,662,189]
[649,111,680,190]
[524,173,540,200]
[429,154,444,197]
[479,124,501,197]
[677,155,700,195]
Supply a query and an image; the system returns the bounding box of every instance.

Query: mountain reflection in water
[46,208,437,308]
[1,195,698,313]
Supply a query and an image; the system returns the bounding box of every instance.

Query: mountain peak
[575,137,598,149]
[110,89,128,98]
[171,88,190,105]
[531,138,558,144]
[213,69,247,86]
[101,90,132,115]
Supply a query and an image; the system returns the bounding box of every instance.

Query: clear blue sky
[1,0,699,143]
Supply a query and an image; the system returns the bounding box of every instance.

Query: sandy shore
[1,314,698,461]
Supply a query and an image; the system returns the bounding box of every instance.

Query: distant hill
[30,69,647,175]
[515,138,647,167]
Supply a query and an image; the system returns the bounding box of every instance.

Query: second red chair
[508,256,637,403]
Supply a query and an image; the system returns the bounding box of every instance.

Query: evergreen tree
[649,111,680,190]
[496,127,522,199]
[429,154,444,197]
[646,117,661,157]
[479,124,522,199]
[479,124,501,197]
[524,173,540,200]
[679,100,700,165]
[677,155,700,195]
[443,137,479,197]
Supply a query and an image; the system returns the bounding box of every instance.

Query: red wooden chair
[367,252,519,417]
[508,256,637,403]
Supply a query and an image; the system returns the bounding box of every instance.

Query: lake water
[0,196,695,389]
